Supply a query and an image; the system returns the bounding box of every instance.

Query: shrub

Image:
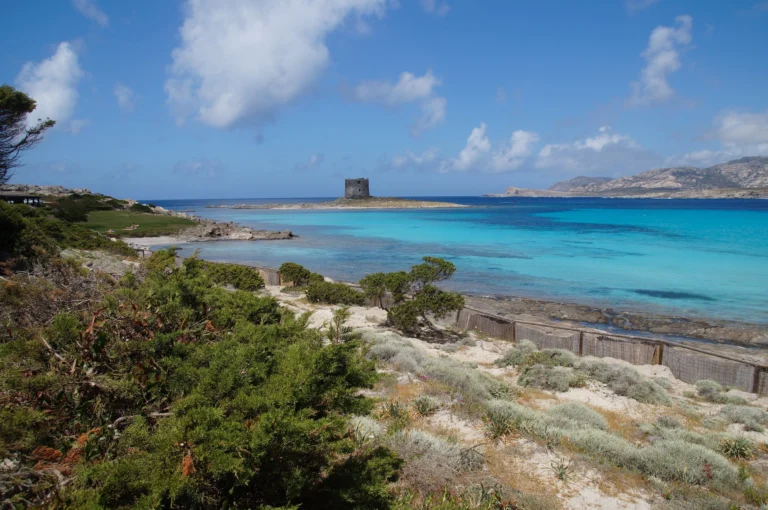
[485,400,739,488]
[201,261,265,291]
[1,247,401,507]
[523,348,577,368]
[350,416,385,444]
[279,262,317,286]
[413,395,440,417]
[496,339,538,367]
[576,359,671,405]
[484,404,516,439]
[657,415,683,429]
[695,380,748,404]
[546,403,608,431]
[129,203,153,213]
[518,364,586,392]
[364,331,514,403]
[718,437,756,460]
[719,405,768,432]
[306,281,365,306]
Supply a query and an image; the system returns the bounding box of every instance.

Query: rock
[178,220,293,242]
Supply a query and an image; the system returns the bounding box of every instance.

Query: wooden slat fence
[457,306,768,395]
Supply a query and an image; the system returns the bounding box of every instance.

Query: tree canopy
[0,84,55,184]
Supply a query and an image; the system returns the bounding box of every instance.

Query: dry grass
[517,387,558,409]
[590,406,644,442]
[484,444,564,508]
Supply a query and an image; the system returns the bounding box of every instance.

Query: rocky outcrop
[179,221,294,241]
[0,184,92,196]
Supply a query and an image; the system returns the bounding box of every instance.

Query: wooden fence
[457,306,768,395]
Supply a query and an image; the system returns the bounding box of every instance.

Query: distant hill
[491,157,768,199]
[548,176,612,192]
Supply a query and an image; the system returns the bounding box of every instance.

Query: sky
[2,0,768,199]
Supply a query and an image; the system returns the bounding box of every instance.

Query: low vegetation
[199,259,265,291]
[0,201,136,267]
[86,210,195,237]
[0,247,405,507]
[306,280,366,306]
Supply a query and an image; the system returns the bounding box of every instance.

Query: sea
[147,197,768,325]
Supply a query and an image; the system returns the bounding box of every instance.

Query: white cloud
[114,83,135,112]
[352,70,439,104]
[16,41,84,133]
[72,0,108,27]
[166,0,388,129]
[452,123,491,171]
[420,0,450,16]
[440,124,540,173]
[625,0,660,13]
[351,69,446,135]
[294,153,326,171]
[172,158,225,177]
[714,110,768,145]
[536,126,662,175]
[490,130,541,172]
[629,15,692,106]
[391,147,439,169]
[68,119,90,134]
[668,110,768,166]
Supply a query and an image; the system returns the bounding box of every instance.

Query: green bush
[129,203,153,213]
[306,281,365,306]
[201,261,265,291]
[718,437,756,460]
[695,379,748,405]
[719,405,768,432]
[279,261,320,286]
[1,248,401,507]
[546,403,608,431]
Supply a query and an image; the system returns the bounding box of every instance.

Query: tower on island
[344,178,370,199]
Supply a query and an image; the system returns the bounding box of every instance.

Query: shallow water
[149,197,768,324]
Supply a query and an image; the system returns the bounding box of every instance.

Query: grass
[86,210,196,237]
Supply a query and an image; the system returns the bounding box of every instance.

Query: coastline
[124,237,768,352]
[205,197,467,210]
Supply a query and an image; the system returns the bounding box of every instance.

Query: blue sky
[2,0,767,199]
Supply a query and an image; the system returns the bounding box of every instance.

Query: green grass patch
[86,210,195,237]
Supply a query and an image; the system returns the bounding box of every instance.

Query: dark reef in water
[633,289,715,301]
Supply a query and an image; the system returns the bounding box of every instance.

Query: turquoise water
[151,197,768,324]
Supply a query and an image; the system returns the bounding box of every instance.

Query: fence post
[510,321,516,344]
[753,366,762,394]
[578,331,583,357]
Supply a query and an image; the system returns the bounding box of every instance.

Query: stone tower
[345,178,370,199]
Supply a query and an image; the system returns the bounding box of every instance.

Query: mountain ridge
[488,157,768,198]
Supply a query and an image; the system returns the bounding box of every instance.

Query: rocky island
[207,178,465,209]
[487,156,768,199]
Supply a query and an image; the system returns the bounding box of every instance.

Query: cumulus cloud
[536,126,662,175]
[173,158,225,177]
[350,70,446,135]
[420,0,450,16]
[72,0,109,27]
[629,15,692,106]
[16,41,85,133]
[668,110,768,166]
[441,124,539,173]
[294,153,326,172]
[490,130,541,172]
[452,123,491,171]
[114,83,135,112]
[166,0,387,130]
[390,147,440,170]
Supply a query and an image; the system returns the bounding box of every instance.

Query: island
[486,156,768,199]
[207,178,466,209]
